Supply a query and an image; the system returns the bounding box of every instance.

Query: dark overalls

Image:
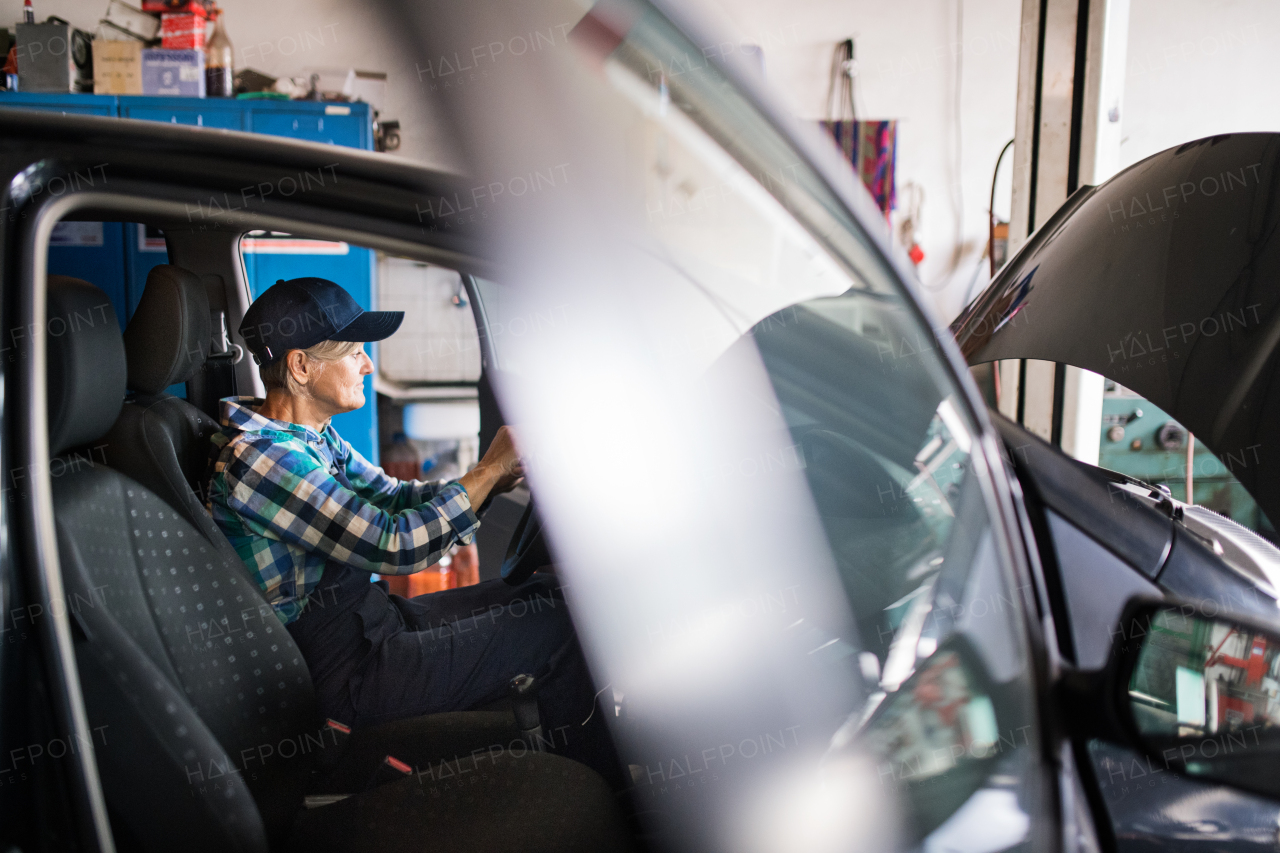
[285,562,618,782]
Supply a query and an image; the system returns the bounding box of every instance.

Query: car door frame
[0,119,493,851]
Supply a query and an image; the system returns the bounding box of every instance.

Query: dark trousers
[286,564,619,785]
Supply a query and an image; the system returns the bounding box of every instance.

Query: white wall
[685,0,1023,323]
[1119,0,1280,169]
[8,0,1020,322]
[690,0,1280,321]
[1,0,453,169]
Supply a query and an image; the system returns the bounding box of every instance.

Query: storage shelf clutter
[4,0,389,105]
[2,1,225,97]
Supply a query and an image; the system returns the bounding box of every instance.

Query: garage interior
[3,0,1278,548]
[4,1,1280,851]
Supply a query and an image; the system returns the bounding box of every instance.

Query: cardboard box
[141,48,205,96]
[160,13,206,50]
[93,39,143,94]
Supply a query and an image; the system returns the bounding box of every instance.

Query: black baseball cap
[239,277,404,366]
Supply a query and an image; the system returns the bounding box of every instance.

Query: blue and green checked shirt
[207,397,480,624]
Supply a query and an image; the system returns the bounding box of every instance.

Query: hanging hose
[989,138,1014,278]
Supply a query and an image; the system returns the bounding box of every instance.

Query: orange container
[380,546,481,598]
[452,543,480,587]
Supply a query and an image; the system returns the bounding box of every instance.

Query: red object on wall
[381,433,420,481]
[380,461,419,481]
[1210,631,1269,688]
[381,563,454,598]
[452,542,480,587]
[1245,636,1268,687]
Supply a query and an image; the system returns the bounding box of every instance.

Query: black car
[1,1,1279,851]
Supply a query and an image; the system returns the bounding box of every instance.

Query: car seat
[100,264,229,549]
[47,275,631,852]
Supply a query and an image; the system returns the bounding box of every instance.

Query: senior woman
[206,277,616,781]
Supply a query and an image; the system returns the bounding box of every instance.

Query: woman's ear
[286,350,310,388]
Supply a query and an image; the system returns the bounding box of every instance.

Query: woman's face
[308,344,373,414]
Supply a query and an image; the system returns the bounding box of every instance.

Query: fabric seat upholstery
[46,276,630,852]
[289,754,630,853]
[101,264,228,545]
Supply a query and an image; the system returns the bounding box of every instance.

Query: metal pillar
[1001,0,1129,463]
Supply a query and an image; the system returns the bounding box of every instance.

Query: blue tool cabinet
[0,92,371,145]
[0,93,381,461]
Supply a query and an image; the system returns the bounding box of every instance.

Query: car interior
[33,203,1049,852]
[33,207,639,852]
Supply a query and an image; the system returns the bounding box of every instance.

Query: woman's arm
[222,435,479,576]
[457,425,524,509]
[333,423,522,516]
[336,431,446,513]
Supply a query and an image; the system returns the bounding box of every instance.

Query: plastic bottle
[205,11,233,97]
[382,433,421,482]
[23,0,34,24]
[452,543,480,587]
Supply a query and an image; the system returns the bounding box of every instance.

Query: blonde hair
[260,339,362,395]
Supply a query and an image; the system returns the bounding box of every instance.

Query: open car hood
[952,132,1280,526]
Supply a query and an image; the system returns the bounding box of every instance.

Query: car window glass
[473,7,1046,845]
[740,292,1040,847]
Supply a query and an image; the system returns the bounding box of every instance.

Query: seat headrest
[122,265,212,394]
[47,276,128,457]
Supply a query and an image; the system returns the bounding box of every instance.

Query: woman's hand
[458,425,523,509]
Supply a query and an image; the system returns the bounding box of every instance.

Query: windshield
[453,1,1043,849]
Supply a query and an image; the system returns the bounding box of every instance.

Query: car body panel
[953,133,1280,531]
[991,413,1174,581]
[991,411,1280,851]
[1089,739,1280,852]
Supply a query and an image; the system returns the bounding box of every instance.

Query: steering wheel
[499,496,553,585]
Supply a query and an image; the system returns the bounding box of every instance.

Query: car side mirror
[1120,602,1280,799]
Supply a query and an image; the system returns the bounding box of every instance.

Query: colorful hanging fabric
[820,119,898,218]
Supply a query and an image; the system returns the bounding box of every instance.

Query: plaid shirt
[207,397,479,624]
